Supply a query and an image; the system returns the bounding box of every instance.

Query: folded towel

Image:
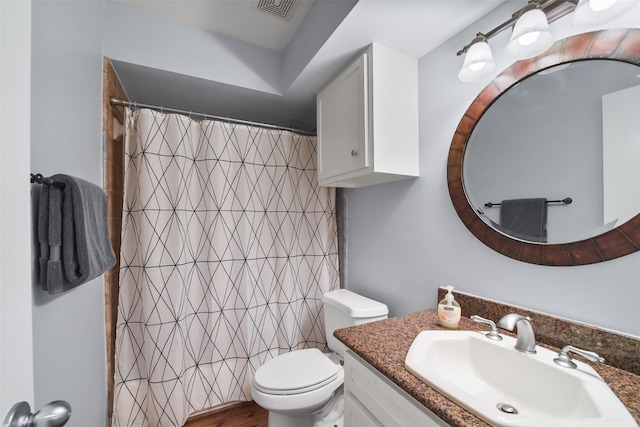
[38,174,116,294]
[38,184,51,289]
[499,198,548,243]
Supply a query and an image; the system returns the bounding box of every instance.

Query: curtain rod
[109,97,316,136]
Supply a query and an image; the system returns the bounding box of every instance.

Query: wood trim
[447,28,640,266]
[182,401,267,427]
[102,57,128,426]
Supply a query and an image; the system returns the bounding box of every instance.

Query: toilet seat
[253,348,340,395]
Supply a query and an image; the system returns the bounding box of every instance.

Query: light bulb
[469,62,488,72]
[518,31,541,46]
[589,0,617,11]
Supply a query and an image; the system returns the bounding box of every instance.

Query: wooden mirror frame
[448,28,640,266]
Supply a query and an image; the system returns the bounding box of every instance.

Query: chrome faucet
[497,313,536,354]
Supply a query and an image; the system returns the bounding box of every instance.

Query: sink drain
[497,402,518,415]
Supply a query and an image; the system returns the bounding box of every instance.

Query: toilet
[251,289,388,427]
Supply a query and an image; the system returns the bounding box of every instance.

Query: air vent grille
[251,0,299,21]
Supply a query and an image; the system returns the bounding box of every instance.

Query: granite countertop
[334,309,640,427]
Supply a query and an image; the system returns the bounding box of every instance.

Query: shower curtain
[112,108,339,426]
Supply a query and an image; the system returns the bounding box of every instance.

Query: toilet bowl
[251,289,388,427]
[252,348,344,426]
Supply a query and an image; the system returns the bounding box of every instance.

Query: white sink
[404,330,636,426]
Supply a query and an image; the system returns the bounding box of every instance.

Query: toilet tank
[323,289,388,356]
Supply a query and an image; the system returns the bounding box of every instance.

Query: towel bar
[484,197,572,208]
[30,173,65,188]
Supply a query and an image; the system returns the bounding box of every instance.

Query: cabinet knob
[351,150,358,157]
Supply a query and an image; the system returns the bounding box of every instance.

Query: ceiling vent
[251,0,299,21]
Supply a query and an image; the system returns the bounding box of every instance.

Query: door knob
[3,401,71,427]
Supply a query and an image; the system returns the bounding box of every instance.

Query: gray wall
[30,1,107,425]
[1,0,34,416]
[346,4,640,338]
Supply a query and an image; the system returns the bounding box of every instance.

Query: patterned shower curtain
[112,108,339,426]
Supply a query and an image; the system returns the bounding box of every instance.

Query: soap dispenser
[438,286,461,329]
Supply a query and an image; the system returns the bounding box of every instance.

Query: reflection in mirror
[448,29,640,266]
[464,60,640,244]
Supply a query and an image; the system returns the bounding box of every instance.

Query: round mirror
[465,59,640,244]
[448,28,640,266]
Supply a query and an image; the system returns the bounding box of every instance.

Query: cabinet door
[317,53,369,183]
[344,395,382,427]
[344,351,448,427]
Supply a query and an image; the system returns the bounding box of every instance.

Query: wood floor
[183,401,268,427]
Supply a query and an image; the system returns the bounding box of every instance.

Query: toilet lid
[253,348,340,395]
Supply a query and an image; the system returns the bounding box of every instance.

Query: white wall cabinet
[316,43,419,187]
[344,351,447,427]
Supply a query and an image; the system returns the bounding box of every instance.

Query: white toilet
[251,289,388,427]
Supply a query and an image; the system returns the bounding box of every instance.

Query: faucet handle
[553,345,605,369]
[470,315,503,341]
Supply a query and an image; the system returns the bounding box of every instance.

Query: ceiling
[113,0,316,52]
[110,0,508,131]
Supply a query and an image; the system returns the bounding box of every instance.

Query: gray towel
[499,198,548,243]
[38,174,116,294]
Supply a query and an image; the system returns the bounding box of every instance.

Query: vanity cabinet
[344,350,447,427]
[316,43,419,187]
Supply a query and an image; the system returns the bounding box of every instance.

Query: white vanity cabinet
[316,43,419,187]
[343,351,447,427]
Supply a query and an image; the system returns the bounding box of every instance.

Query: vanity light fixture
[572,0,640,25]
[457,0,578,82]
[457,0,640,81]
